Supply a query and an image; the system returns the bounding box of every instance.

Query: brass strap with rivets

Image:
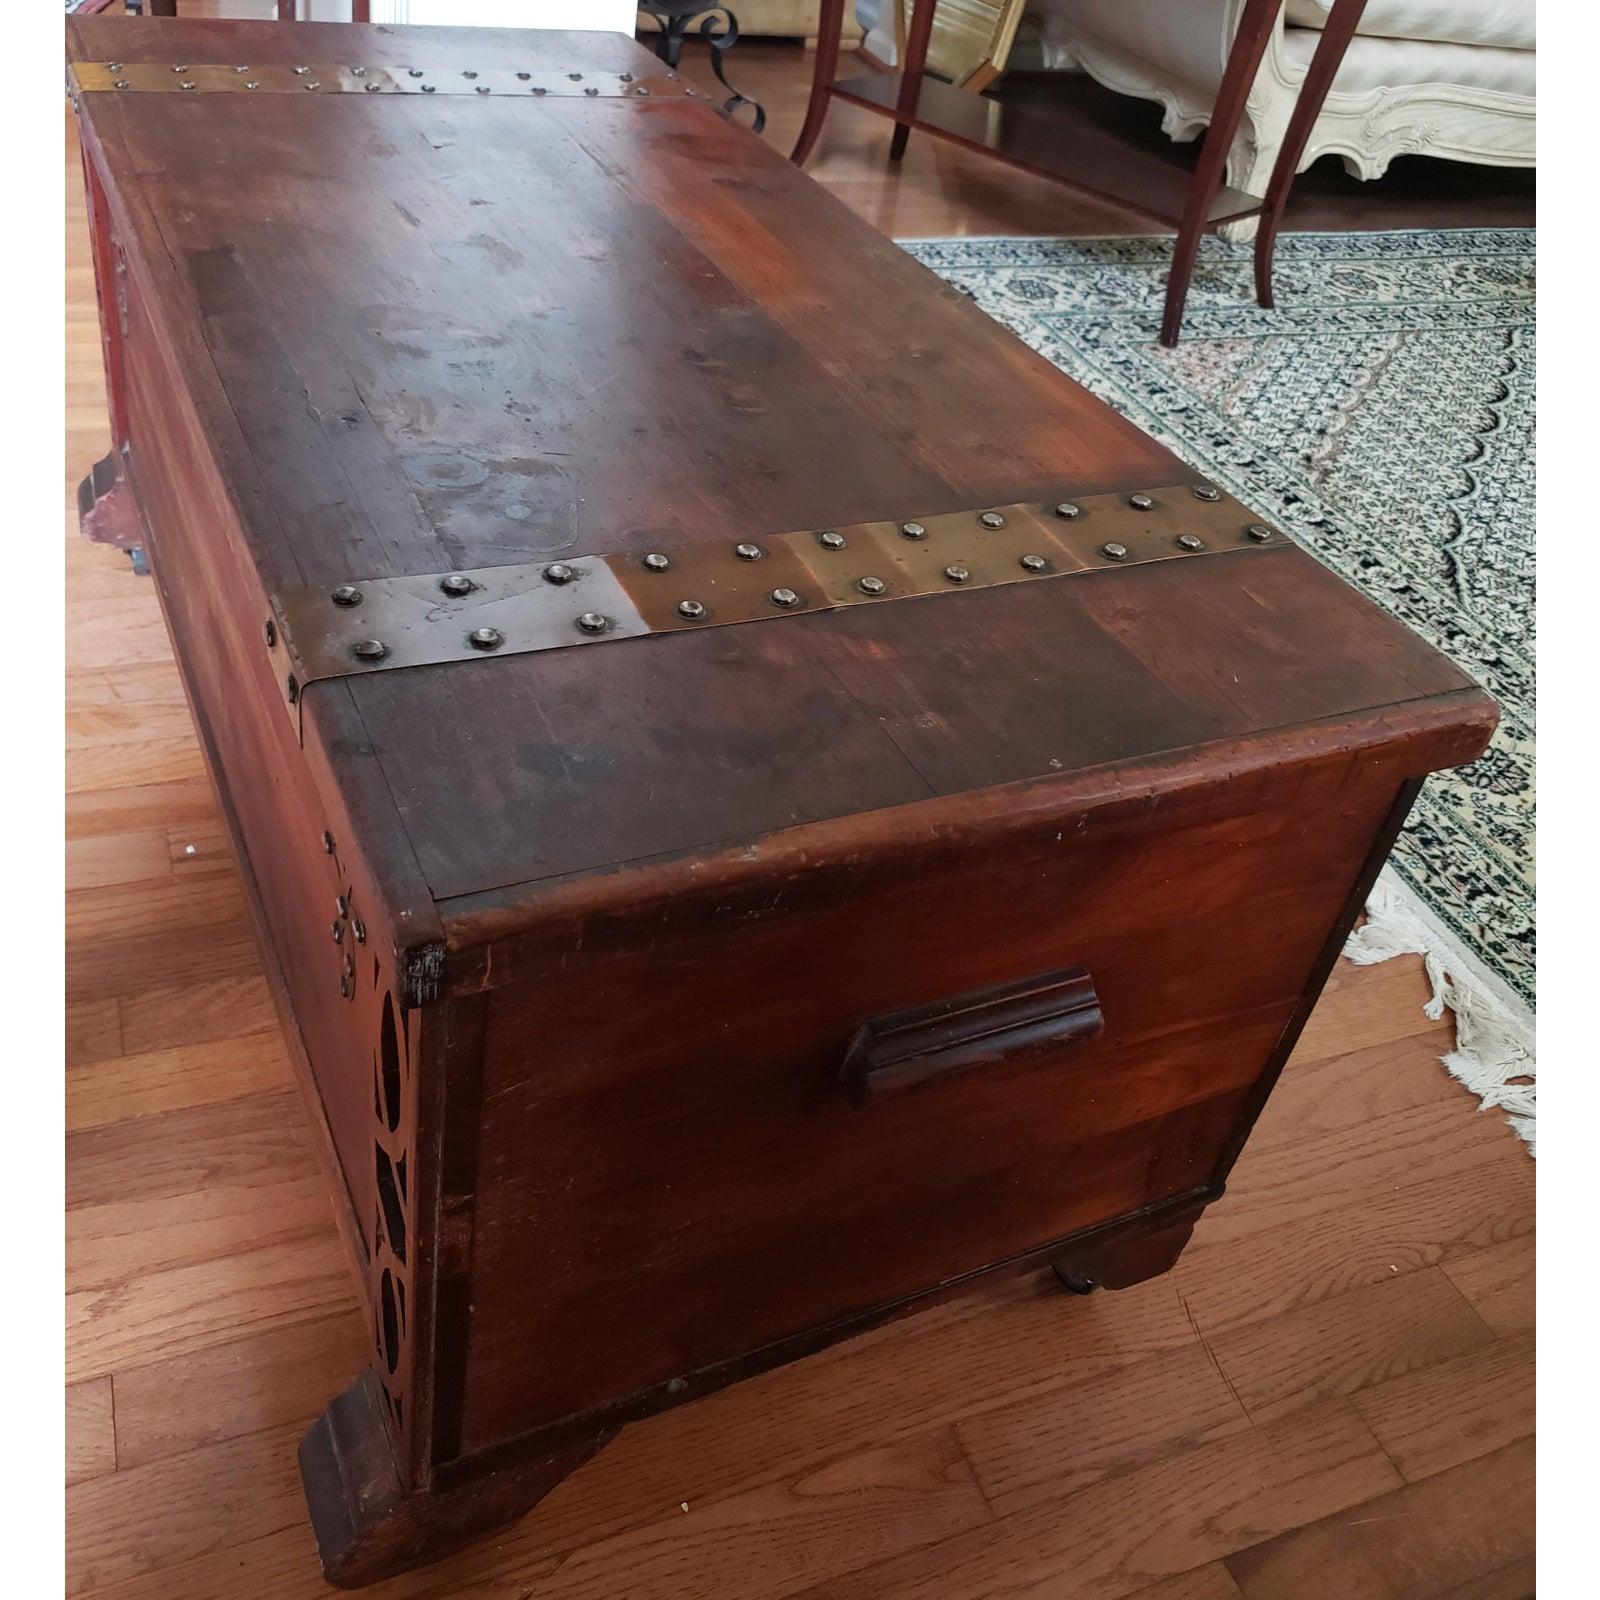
[268,485,1283,731]
[68,61,700,101]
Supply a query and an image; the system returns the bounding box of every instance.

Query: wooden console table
[793,0,1362,347]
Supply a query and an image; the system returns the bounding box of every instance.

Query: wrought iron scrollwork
[638,5,766,133]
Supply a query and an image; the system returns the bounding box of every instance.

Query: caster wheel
[1051,1263,1098,1296]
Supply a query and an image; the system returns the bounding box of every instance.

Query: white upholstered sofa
[995,1,1535,228]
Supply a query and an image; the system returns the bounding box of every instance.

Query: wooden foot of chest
[1050,1206,1204,1295]
[300,1373,614,1589]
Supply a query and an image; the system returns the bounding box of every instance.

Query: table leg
[889,0,939,163]
[790,0,847,165]
[1159,0,1283,347]
[1254,0,1367,308]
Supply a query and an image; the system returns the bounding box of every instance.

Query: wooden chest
[67,15,1495,1588]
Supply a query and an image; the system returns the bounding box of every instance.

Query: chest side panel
[452,756,1405,1454]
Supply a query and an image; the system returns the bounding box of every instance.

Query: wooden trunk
[67,16,1496,1588]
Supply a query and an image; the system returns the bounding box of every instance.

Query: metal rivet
[332,921,344,944]
[532,85,547,94]
[364,82,381,91]
[305,82,321,91]
[517,70,532,80]
[322,831,336,855]
[899,521,927,541]
[353,919,366,944]
[351,66,366,76]
[734,542,764,561]
[353,638,389,660]
[677,599,707,620]
[107,62,122,71]
[244,81,259,89]
[469,626,504,651]
[264,618,277,647]
[293,65,310,74]
[621,72,634,83]
[336,894,350,917]
[171,65,188,73]
[771,587,801,608]
[180,82,196,91]
[577,612,611,635]
[819,531,846,550]
[331,584,362,607]
[666,1377,688,1395]
[543,562,577,585]
[1100,542,1130,562]
[584,85,600,97]
[463,69,479,78]
[409,68,424,77]
[944,565,971,584]
[978,511,1006,529]
[633,86,650,96]
[421,84,436,93]
[1246,523,1274,542]
[1128,493,1154,511]
[340,974,353,999]
[642,552,671,572]
[476,84,491,94]
[1020,553,1048,573]
[114,80,130,89]
[1054,501,1081,520]
[857,576,886,596]
[1192,485,1221,501]
[286,675,300,704]
[568,72,584,80]
[1176,534,1205,552]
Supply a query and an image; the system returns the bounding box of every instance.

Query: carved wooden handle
[840,967,1103,1106]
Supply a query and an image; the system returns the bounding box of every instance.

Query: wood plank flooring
[65,25,1535,1599]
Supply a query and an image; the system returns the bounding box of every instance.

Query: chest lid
[70,16,1489,918]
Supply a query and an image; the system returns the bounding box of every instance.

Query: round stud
[818,531,846,550]
[633,86,650,96]
[286,675,300,704]
[1053,502,1081,520]
[330,584,362,607]
[114,80,130,89]
[351,67,366,76]
[364,82,381,91]
[621,72,634,83]
[569,72,584,80]
[171,65,188,73]
[978,511,1006,529]
[1020,553,1048,573]
[332,920,344,945]
[1176,534,1206,552]
[857,576,886,596]
[336,894,349,917]
[1100,542,1130,562]
[234,66,251,73]
[576,612,611,635]
[543,562,577,585]
[770,587,801,608]
[899,521,927,540]
[106,62,122,71]
[517,70,533,80]
[944,565,971,584]
[469,626,504,651]
[439,574,475,599]
[353,918,367,944]
[532,85,547,94]
[677,600,707,620]
[584,85,600,96]
[322,831,336,855]
[1246,523,1274,542]
[734,542,764,561]
[642,552,671,572]
[244,81,259,89]
[340,974,354,1000]
[409,68,424,77]
[304,82,321,91]
[475,84,491,94]
[463,70,479,79]
[353,638,389,661]
[1192,485,1221,502]
[1128,493,1155,511]
[180,81,197,91]
[421,84,436,93]
[293,65,310,75]
[264,618,277,648]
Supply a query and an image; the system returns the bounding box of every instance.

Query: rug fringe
[1343,869,1535,1154]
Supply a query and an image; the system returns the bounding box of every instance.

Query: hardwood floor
[65,28,1534,1600]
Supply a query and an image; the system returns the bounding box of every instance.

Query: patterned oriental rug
[906,230,1535,1147]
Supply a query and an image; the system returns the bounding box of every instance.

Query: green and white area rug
[907,230,1535,1147]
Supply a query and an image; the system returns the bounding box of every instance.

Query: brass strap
[269,486,1282,730]
[68,62,700,101]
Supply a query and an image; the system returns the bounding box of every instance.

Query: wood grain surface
[64,21,1533,1599]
